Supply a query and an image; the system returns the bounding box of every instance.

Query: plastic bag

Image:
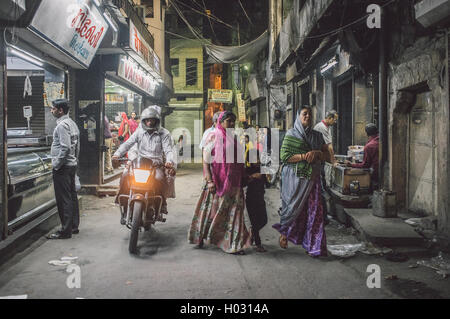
[417,252,450,277]
[327,243,363,258]
[75,174,81,192]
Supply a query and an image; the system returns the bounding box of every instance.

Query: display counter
[7,147,56,231]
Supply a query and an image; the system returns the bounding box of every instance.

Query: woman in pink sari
[188,111,251,254]
[128,111,139,135]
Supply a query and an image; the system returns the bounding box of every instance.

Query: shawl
[281,111,324,179]
[210,112,244,196]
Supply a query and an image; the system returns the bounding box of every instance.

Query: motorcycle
[116,157,167,254]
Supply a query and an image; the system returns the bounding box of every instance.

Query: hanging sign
[28,0,108,68]
[237,93,246,122]
[208,89,233,104]
[129,20,155,70]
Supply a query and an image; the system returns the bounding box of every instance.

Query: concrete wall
[169,39,204,95]
[388,35,448,233]
[144,0,166,77]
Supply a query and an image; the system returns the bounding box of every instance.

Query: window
[141,0,154,18]
[186,58,197,86]
[170,58,179,77]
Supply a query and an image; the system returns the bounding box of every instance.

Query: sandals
[195,240,204,249]
[279,235,288,249]
[232,250,246,255]
[255,245,267,253]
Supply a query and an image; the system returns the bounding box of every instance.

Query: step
[344,208,425,247]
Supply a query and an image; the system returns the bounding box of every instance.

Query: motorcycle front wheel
[129,201,143,254]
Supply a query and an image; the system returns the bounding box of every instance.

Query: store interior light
[103,12,118,32]
[8,47,43,67]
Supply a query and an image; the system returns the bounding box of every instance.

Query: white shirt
[114,124,176,167]
[199,126,215,150]
[313,121,332,145]
[51,114,80,170]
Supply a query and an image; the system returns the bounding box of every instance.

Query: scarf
[210,112,244,196]
[118,112,129,139]
[280,112,323,179]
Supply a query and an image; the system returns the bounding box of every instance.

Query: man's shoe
[72,229,79,234]
[47,232,71,239]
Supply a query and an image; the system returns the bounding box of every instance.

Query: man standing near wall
[47,99,80,239]
[314,110,338,223]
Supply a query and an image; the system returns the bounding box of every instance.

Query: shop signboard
[129,20,155,71]
[207,89,233,104]
[153,52,161,75]
[28,0,108,68]
[117,56,157,96]
[237,93,246,122]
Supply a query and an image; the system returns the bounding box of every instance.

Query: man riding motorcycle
[112,105,176,224]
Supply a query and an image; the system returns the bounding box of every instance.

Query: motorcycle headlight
[134,169,150,183]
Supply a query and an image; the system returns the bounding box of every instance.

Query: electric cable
[238,0,253,26]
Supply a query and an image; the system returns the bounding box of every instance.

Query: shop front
[72,2,162,187]
[103,54,158,180]
[1,0,109,239]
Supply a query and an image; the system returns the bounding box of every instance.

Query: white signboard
[208,89,233,104]
[118,56,157,96]
[237,93,246,122]
[129,20,154,70]
[29,0,109,68]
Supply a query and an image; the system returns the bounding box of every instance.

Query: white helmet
[140,105,161,131]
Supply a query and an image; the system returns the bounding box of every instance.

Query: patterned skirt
[273,176,327,257]
[188,183,252,254]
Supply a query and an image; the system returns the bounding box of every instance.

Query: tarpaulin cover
[205,30,269,64]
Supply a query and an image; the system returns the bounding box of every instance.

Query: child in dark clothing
[245,149,268,253]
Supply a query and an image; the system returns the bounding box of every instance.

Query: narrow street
[0,168,448,299]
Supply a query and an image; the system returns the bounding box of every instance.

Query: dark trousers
[246,180,268,246]
[53,165,79,236]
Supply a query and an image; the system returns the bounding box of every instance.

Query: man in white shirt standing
[47,99,80,239]
[314,110,338,164]
[314,110,338,224]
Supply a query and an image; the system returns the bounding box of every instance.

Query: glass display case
[7,147,56,230]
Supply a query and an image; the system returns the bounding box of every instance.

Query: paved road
[0,169,448,299]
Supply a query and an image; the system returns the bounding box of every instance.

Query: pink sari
[188,111,251,253]
[210,112,244,196]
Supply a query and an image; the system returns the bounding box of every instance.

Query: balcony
[112,0,154,49]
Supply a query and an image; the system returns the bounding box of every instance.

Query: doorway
[407,90,435,216]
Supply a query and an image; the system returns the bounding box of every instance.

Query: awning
[205,30,269,64]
